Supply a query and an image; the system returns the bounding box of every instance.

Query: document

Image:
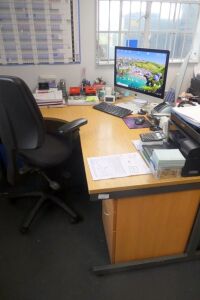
[132,139,143,151]
[33,89,63,101]
[33,89,65,107]
[116,102,139,114]
[172,106,200,127]
[87,152,151,180]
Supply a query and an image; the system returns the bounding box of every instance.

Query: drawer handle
[103,209,110,216]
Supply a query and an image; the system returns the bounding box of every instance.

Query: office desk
[41,105,200,274]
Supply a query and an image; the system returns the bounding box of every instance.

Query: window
[0,0,80,65]
[96,0,200,64]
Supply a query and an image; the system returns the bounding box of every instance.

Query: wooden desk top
[41,105,200,195]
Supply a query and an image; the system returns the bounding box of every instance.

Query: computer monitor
[114,46,170,102]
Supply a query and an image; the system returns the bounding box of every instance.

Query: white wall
[0,0,196,94]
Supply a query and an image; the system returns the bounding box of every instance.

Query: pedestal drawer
[102,199,117,263]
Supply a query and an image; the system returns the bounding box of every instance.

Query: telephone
[151,102,172,115]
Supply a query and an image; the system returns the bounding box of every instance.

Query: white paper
[116,102,139,114]
[172,106,200,127]
[132,139,143,151]
[33,90,63,101]
[87,152,151,180]
[98,194,110,200]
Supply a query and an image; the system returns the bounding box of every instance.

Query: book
[140,144,171,164]
[33,89,65,107]
[141,140,164,146]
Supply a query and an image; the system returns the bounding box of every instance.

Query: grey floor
[0,188,200,300]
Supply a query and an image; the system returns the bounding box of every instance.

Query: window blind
[0,0,80,65]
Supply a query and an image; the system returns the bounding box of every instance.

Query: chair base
[5,191,80,233]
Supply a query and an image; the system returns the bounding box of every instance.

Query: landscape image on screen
[115,49,168,97]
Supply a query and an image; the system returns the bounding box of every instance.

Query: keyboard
[93,102,132,118]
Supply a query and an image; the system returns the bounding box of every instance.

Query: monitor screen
[114,46,170,100]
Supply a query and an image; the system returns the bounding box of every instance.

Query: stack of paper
[33,89,65,107]
[172,106,200,128]
[151,149,186,170]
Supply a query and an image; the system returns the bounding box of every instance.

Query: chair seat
[19,133,72,168]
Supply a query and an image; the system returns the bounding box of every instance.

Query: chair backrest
[0,76,45,184]
[0,76,45,150]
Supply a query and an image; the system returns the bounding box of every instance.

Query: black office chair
[0,76,87,233]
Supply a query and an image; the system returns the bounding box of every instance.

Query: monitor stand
[132,92,164,114]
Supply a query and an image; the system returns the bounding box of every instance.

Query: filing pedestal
[102,190,200,264]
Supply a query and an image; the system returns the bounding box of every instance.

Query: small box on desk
[150,148,186,179]
[151,165,182,179]
[69,87,81,96]
[141,146,186,179]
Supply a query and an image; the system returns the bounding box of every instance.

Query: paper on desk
[172,106,200,127]
[116,102,139,114]
[87,152,151,180]
[33,90,63,101]
[132,139,143,151]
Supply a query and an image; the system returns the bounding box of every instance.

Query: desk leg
[186,204,200,254]
[93,251,200,275]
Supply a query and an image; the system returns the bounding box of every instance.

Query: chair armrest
[58,118,87,134]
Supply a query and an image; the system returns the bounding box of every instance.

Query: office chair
[0,76,87,233]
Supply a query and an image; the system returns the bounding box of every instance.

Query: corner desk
[41,103,200,275]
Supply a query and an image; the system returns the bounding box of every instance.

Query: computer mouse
[134,117,145,125]
[149,125,162,131]
[138,109,147,115]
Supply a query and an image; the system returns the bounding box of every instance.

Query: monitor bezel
[114,46,170,100]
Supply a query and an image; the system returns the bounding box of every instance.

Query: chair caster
[69,215,81,224]
[20,226,30,234]
[10,198,17,204]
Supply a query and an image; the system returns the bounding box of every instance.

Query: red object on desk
[92,83,105,91]
[85,86,96,95]
[69,87,81,96]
